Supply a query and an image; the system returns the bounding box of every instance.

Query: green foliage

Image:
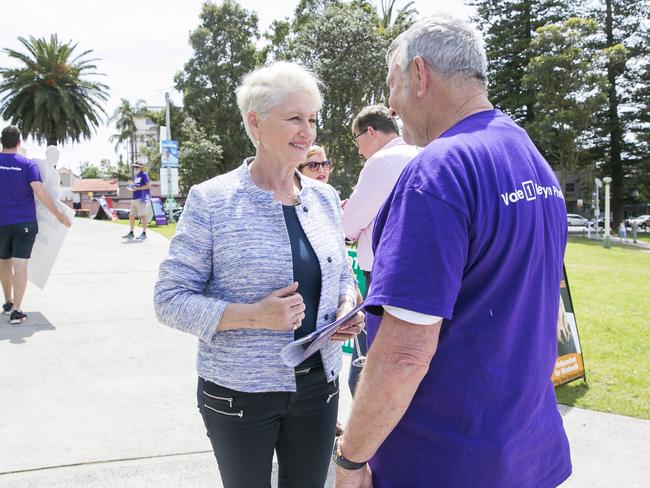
[588,0,650,224]
[177,121,224,193]
[524,18,608,189]
[288,1,397,197]
[472,0,571,124]
[0,35,109,146]
[175,0,258,172]
[80,161,100,179]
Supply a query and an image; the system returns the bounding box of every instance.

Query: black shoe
[122,231,135,239]
[2,301,13,315]
[9,309,27,325]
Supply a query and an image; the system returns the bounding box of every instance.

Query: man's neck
[369,133,399,159]
[428,87,493,142]
[1,148,19,154]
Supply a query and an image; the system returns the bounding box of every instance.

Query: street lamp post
[603,176,612,249]
[594,178,602,239]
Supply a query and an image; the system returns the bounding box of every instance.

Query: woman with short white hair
[154,61,363,487]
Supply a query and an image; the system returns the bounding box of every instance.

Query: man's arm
[339,311,441,463]
[30,181,72,227]
[342,157,395,240]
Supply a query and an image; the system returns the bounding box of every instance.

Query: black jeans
[197,367,339,488]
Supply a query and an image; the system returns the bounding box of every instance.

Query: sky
[0,0,474,172]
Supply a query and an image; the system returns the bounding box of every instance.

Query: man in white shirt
[342,105,418,394]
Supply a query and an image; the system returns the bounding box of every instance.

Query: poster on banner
[29,147,75,289]
[553,265,585,386]
[161,140,179,168]
[96,196,117,221]
[150,197,168,225]
[160,168,180,196]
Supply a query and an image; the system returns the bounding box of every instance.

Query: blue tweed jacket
[154,160,356,392]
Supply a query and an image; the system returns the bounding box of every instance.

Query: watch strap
[333,438,367,470]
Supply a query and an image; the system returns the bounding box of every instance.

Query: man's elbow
[388,350,432,380]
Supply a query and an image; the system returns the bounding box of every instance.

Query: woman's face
[253,91,317,167]
[299,148,331,184]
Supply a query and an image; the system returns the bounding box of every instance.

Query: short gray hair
[236,61,322,145]
[387,14,488,87]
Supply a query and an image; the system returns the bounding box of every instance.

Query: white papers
[281,302,365,367]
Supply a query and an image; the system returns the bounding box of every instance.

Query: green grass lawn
[557,237,650,419]
[110,218,177,239]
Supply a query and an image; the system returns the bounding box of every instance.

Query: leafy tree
[590,0,650,224]
[471,0,571,124]
[524,18,608,192]
[0,35,109,146]
[175,0,259,171]
[289,1,396,197]
[109,98,146,165]
[80,162,100,179]
[177,121,224,193]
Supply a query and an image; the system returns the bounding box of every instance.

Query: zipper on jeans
[327,388,339,404]
[203,403,244,418]
[203,390,233,408]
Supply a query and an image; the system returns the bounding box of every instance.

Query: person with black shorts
[0,126,71,324]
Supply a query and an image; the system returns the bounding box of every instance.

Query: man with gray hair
[334,14,571,488]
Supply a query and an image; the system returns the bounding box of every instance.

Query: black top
[282,204,323,369]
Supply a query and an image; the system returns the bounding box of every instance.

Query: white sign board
[28,147,75,289]
[160,168,180,196]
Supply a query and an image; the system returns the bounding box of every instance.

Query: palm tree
[0,35,109,146]
[109,99,146,165]
[378,0,417,31]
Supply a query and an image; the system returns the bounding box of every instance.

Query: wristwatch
[333,437,367,470]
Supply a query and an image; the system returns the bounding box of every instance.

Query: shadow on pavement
[0,312,56,344]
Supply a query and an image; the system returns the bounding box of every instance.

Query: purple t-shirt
[132,171,150,201]
[0,153,42,225]
[365,110,571,487]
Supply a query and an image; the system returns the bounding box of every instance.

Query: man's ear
[412,56,430,98]
[367,126,376,137]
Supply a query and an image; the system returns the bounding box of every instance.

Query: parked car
[631,215,650,229]
[115,208,130,220]
[567,214,588,226]
[587,218,604,229]
[169,206,183,221]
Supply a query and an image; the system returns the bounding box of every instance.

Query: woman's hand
[331,296,365,342]
[253,282,305,331]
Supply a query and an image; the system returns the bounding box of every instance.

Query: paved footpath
[1,218,648,487]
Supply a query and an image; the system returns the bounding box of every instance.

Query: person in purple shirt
[334,14,571,488]
[0,126,71,324]
[122,161,151,241]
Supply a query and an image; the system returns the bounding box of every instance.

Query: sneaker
[122,230,135,239]
[136,232,147,241]
[2,301,13,315]
[9,309,27,325]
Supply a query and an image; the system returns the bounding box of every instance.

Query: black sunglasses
[301,160,333,171]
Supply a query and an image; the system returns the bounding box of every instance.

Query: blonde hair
[305,145,325,161]
[236,61,322,145]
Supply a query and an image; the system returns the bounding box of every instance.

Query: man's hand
[57,211,72,228]
[335,464,373,488]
